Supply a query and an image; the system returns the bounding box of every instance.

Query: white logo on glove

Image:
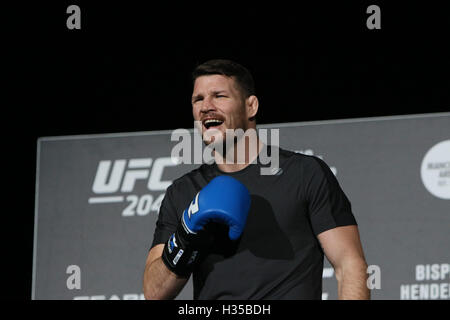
[187,192,200,219]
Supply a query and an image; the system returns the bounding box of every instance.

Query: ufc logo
[92,157,178,193]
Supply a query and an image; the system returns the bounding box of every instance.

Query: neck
[214,135,264,173]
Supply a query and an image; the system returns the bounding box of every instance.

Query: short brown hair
[192,59,256,98]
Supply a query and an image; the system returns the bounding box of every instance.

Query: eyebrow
[191,90,228,102]
[212,90,228,96]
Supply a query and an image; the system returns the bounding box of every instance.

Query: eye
[192,97,203,104]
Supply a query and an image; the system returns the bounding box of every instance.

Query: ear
[246,95,259,120]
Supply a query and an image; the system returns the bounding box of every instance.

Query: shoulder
[165,163,214,195]
[160,164,214,213]
[276,146,328,171]
[272,147,337,186]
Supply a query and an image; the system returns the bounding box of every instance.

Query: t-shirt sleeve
[303,156,357,236]
[150,184,180,250]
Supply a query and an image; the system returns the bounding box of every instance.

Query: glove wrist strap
[161,219,200,277]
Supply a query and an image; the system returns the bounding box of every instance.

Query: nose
[199,96,217,114]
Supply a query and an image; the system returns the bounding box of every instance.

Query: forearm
[336,259,370,300]
[143,257,189,300]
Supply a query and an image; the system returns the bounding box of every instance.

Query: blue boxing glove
[162,176,251,277]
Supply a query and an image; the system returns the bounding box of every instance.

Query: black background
[5,1,450,300]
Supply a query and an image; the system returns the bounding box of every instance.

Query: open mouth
[203,118,224,130]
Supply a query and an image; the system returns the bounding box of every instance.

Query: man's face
[192,75,249,145]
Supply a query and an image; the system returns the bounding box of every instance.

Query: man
[143,59,370,300]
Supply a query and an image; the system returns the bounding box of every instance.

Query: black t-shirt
[151,146,357,300]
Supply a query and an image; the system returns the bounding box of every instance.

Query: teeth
[204,119,223,127]
[204,119,223,124]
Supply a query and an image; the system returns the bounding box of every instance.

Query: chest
[244,173,309,237]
